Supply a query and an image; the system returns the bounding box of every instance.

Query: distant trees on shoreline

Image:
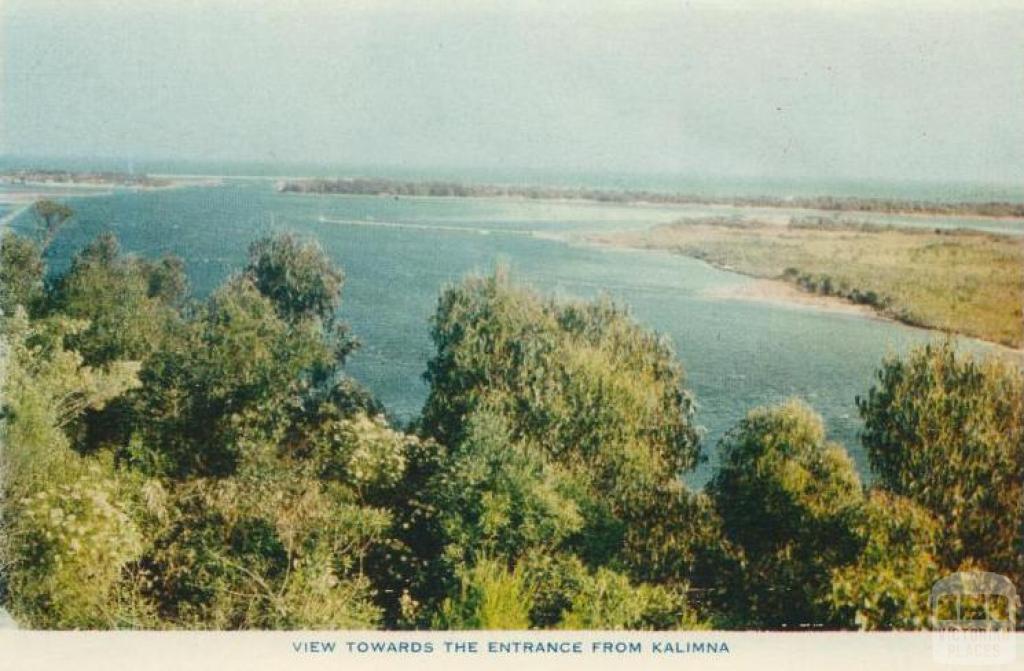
[279,177,1024,219]
[1,219,1021,630]
[0,170,172,189]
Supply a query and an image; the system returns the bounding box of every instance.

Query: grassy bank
[596,219,1024,348]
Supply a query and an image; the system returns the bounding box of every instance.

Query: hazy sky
[2,0,1022,182]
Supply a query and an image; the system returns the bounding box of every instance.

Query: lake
[8,179,1016,485]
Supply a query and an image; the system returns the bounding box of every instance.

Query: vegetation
[601,218,1024,347]
[706,400,864,628]
[0,170,173,189]
[1,205,1021,630]
[279,177,1024,219]
[857,342,1024,585]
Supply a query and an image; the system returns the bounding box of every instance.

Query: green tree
[32,199,74,251]
[558,567,701,630]
[0,309,140,498]
[420,270,700,480]
[131,276,334,477]
[858,341,1024,582]
[431,558,533,630]
[425,403,583,567]
[1,229,403,629]
[7,463,150,628]
[707,399,863,628]
[49,233,187,366]
[0,233,44,317]
[141,418,404,629]
[244,233,344,324]
[405,269,710,624]
[0,309,148,628]
[828,490,941,630]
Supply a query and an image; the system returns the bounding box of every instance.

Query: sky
[1,0,1022,183]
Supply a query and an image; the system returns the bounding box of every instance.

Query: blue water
[9,180,1017,485]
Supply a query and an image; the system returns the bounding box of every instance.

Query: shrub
[707,400,863,628]
[858,341,1024,582]
[408,269,710,619]
[0,233,44,317]
[828,491,941,630]
[432,558,533,630]
[7,463,148,628]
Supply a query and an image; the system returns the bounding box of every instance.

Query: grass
[599,219,1024,348]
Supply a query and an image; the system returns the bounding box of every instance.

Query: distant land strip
[0,169,175,189]
[278,177,1024,219]
[594,217,1024,349]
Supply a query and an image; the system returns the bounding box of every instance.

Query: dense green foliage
[858,341,1024,584]
[1,211,1020,630]
[395,271,710,627]
[49,233,186,366]
[706,400,863,627]
[827,491,940,630]
[0,233,44,318]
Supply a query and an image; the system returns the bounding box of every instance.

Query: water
[8,180,1017,485]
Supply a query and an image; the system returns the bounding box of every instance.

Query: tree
[1,229,401,629]
[0,309,140,498]
[405,269,709,623]
[420,270,700,480]
[245,233,344,324]
[140,414,410,629]
[131,276,334,478]
[147,256,188,305]
[557,567,700,630]
[858,341,1024,583]
[828,490,941,630]
[431,558,533,630]
[49,233,187,366]
[244,232,356,369]
[0,309,147,628]
[7,463,149,628]
[32,199,74,252]
[422,401,584,568]
[707,399,863,628]
[419,268,700,495]
[0,233,44,317]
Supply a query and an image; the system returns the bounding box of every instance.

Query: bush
[245,233,344,325]
[49,233,186,366]
[406,269,711,620]
[858,341,1024,582]
[559,568,701,630]
[828,491,940,630]
[0,233,44,317]
[7,463,148,628]
[707,400,863,628]
[425,403,583,567]
[432,558,533,630]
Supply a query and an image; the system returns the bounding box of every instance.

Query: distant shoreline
[278,177,1024,220]
[704,275,1024,359]
[0,169,221,193]
[0,172,221,231]
[588,219,1024,353]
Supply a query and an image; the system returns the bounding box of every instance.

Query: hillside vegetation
[1,204,1022,630]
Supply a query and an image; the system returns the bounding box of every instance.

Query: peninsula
[278,177,1024,220]
[593,217,1024,349]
